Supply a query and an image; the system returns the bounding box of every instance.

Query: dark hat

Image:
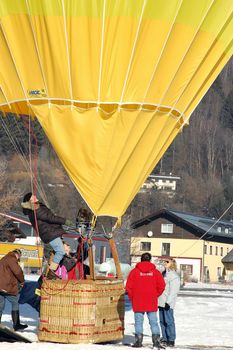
[23,192,32,202]
[63,240,70,247]
[141,252,152,262]
[13,249,22,256]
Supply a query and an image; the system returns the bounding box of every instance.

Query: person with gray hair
[0,249,28,331]
[158,258,180,347]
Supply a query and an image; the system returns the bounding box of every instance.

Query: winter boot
[160,339,168,347]
[12,311,28,331]
[152,334,166,349]
[46,262,61,280]
[132,334,143,347]
[167,340,175,347]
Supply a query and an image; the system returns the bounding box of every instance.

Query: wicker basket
[38,279,125,344]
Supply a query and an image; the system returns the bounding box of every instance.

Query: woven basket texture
[38,279,125,344]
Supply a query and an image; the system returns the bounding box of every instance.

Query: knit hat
[22,192,32,202]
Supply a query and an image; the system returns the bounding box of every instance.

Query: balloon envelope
[0,0,232,216]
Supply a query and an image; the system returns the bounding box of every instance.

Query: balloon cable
[176,201,233,259]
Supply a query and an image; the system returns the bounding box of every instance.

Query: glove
[65,219,75,227]
[164,303,170,311]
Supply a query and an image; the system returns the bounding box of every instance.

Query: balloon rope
[0,113,30,171]
[19,112,49,206]
[112,217,122,231]
[0,110,47,204]
[24,110,43,274]
[176,202,233,258]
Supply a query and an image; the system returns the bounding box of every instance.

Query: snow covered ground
[1,279,233,350]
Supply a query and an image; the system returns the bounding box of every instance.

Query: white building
[141,174,180,192]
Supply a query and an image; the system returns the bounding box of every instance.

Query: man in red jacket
[126,252,165,348]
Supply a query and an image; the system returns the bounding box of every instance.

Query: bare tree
[0,157,21,229]
[113,214,133,264]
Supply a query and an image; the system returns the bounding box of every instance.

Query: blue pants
[49,237,65,264]
[159,308,176,341]
[0,293,19,318]
[134,311,160,336]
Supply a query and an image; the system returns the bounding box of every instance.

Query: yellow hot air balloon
[0,0,232,218]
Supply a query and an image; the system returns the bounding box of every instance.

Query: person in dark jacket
[126,252,165,348]
[21,192,72,279]
[55,241,76,279]
[68,236,90,280]
[0,249,28,331]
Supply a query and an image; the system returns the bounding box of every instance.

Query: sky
[1,279,233,350]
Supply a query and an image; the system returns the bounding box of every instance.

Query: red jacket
[126,261,165,312]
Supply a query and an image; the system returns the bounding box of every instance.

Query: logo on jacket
[140,272,153,276]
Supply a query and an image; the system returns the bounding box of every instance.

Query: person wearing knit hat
[21,192,74,280]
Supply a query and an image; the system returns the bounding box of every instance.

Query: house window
[161,224,173,234]
[215,246,218,255]
[140,242,151,251]
[220,247,223,256]
[210,246,212,255]
[204,266,210,281]
[225,228,229,234]
[180,264,193,275]
[161,243,170,256]
[217,227,221,232]
[217,267,221,277]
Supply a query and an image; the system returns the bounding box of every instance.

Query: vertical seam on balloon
[0,19,29,103]
[97,0,107,108]
[97,0,184,214]
[61,0,74,105]
[0,85,11,108]
[25,0,50,102]
[158,0,216,117]
[119,0,147,107]
[123,114,183,217]
[182,15,233,119]
[141,0,183,107]
[96,111,141,213]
